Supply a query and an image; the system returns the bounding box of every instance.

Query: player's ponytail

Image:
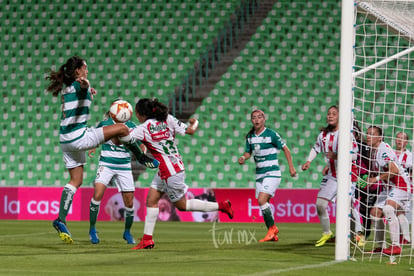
[152,99,168,122]
[45,56,86,96]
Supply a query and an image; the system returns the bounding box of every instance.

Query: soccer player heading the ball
[238,109,297,243]
[45,56,159,244]
[130,98,234,250]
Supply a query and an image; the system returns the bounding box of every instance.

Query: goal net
[350,0,414,264]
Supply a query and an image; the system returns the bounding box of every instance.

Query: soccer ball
[109,100,133,123]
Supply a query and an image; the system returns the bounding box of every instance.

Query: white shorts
[94,165,135,193]
[255,176,281,198]
[388,187,411,212]
[317,176,337,202]
[374,189,388,209]
[61,127,105,168]
[151,171,188,202]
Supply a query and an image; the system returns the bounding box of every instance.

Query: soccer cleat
[123,230,136,244]
[89,228,100,244]
[219,200,234,219]
[259,225,279,242]
[131,238,154,250]
[315,231,333,247]
[383,245,401,255]
[400,235,410,245]
[52,218,73,244]
[138,154,159,169]
[356,233,366,247]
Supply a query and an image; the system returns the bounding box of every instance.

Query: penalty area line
[242,260,343,276]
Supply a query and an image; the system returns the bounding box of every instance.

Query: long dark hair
[45,56,85,96]
[320,105,339,133]
[135,98,169,122]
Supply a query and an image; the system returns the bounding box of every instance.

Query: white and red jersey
[130,114,187,179]
[313,130,339,178]
[372,142,411,193]
[395,149,412,173]
[312,130,358,179]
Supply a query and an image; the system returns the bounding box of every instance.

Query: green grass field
[0,220,412,275]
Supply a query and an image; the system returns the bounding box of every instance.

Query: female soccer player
[394,132,412,176]
[238,109,297,242]
[302,105,344,247]
[130,98,234,250]
[88,106,144,245]
[368,126,411,255]
[45,56,158,243]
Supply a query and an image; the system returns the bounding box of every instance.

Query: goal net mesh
[351,0,414,263]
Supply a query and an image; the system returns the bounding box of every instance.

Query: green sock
[89,200,100,229]
[58,185,76,224]
[124,207,134,231]
[261,207,275,229]
[124,138,144,160]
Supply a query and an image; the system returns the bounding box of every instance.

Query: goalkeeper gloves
[356,174,369,189]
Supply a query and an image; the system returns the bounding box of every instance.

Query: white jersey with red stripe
[130,114,187,179]
[313,130,339,178]
[395,149,413,173]
[373,142,411,193]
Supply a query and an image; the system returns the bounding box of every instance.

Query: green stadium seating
[5,0,409,189]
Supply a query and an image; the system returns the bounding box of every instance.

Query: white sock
[118,133,132,143]
[316,198,330,234]
[351,207,362,233]
[398,213,410,242]
[383,205,400,246]
[143,207,159,236]
[186,199,218,212]
[371,216,385,248]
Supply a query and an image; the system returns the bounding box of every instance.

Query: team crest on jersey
[148,121,170,142]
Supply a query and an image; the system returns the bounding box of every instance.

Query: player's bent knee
[382,205,396,220]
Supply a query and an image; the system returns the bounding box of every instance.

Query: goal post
[338,0,414,263]
[336,0,355,261]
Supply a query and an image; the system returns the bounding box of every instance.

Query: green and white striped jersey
[245,128,286,180]
[59,81,92,144]
[97,118,137,171]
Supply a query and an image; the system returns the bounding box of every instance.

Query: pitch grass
[0,220,412,276]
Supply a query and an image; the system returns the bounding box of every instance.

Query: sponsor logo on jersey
[148,122,170,142]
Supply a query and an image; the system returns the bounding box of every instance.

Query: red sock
[218,201,224,211]
[143,234,152,240]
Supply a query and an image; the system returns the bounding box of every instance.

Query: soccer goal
[337,0,414,263]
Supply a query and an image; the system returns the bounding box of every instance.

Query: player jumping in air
[45,56,159,244]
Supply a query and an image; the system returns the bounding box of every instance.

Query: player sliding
[238,109,296,243]
[130,98,234,250]
[45,56,159,244]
